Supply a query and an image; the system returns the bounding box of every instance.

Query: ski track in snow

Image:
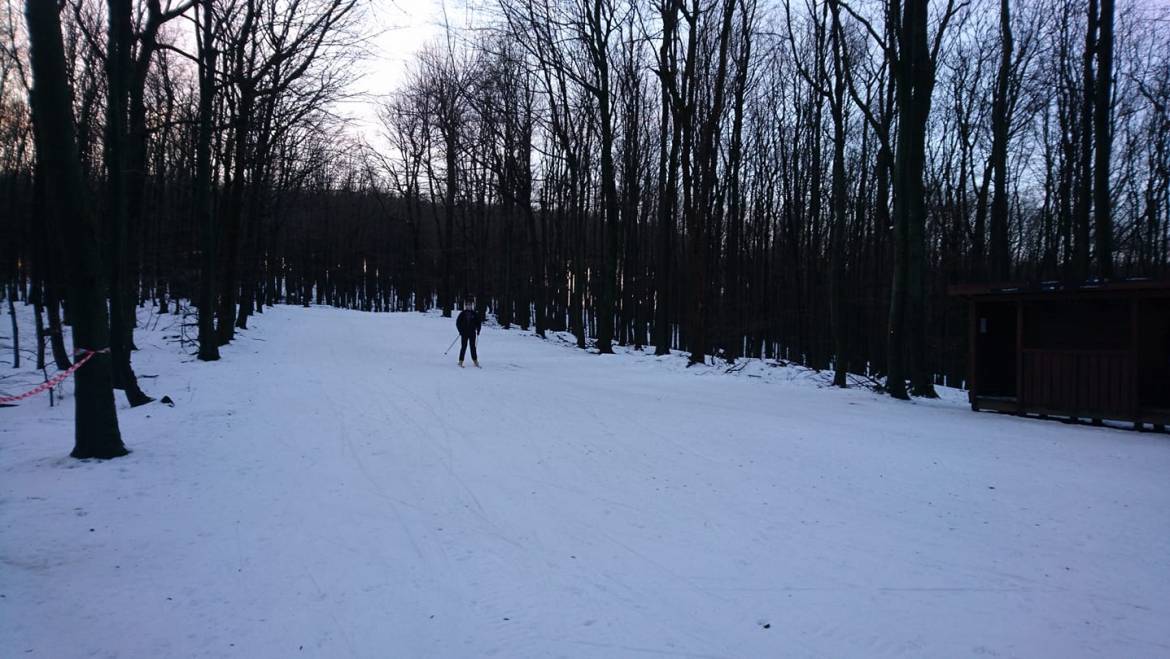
[2,303,1169,658]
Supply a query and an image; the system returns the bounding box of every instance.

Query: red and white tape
[0,348,108,404]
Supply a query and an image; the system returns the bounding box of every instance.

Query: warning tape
[0,348,109,404]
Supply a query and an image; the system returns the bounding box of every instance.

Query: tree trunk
[654,0,680,356]
[442,127,456,318]
[46,292,71,371]
[6,283,17,368]
[33,298,46,371]
[217,90,254,343]
[26,0,127,458]
[829,1,848,387]
[1073,0,1097,280]
[904,0,938,399]
[988,0,1013,281]
[889,0,941,399]
[1093,0,1114,278]
[196,0,220,362]
[688,0,735,366]
[104,0,152,406]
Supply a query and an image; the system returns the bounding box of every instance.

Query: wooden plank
[1082,354,1091,413]
[1016,300,1024,413]
[1020,348,1129,356]
[1131,298,1140,419]
[976,397,1018,413]
[1086,353,1099,413]
[947,280,1170,298]
[1008,343,1163,425]
[1037,352,1048,408]
[1100,355,1109,417]
[1050,352,1063,410]
[968,299,978,408]
[963,287,1168,426]
[1022,352,1034,407]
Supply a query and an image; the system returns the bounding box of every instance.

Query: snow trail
[2,304,1169,658]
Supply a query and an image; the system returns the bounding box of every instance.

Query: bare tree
[25,0,126,458]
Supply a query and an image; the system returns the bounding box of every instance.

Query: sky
[341,0,478,142]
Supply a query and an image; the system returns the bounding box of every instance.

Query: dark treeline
[375,0,1170,391]
[2,0,1169,453]
[2,0,361,455]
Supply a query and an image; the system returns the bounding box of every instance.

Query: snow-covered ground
[2,303,1169,658]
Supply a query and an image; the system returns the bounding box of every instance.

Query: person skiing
[455,299,482,368]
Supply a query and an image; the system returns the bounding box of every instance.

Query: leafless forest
[1,0,1168,454]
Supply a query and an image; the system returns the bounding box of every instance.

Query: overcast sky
[341,0,478,142]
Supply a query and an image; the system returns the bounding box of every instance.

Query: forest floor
[2,303,1169,658]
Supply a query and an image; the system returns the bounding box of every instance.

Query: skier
[455,300,482,368]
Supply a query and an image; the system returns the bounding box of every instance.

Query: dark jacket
[456,309,482,338]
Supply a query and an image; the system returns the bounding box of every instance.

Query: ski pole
[443,335,459,355]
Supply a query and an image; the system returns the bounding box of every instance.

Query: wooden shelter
[949,280,1170,428]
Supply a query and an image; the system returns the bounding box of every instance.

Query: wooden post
[1016,299,1024,414]
[968,298,978,410]
[1131,296,1141,426]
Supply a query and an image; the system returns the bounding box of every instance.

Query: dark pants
[459,334,478,361]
